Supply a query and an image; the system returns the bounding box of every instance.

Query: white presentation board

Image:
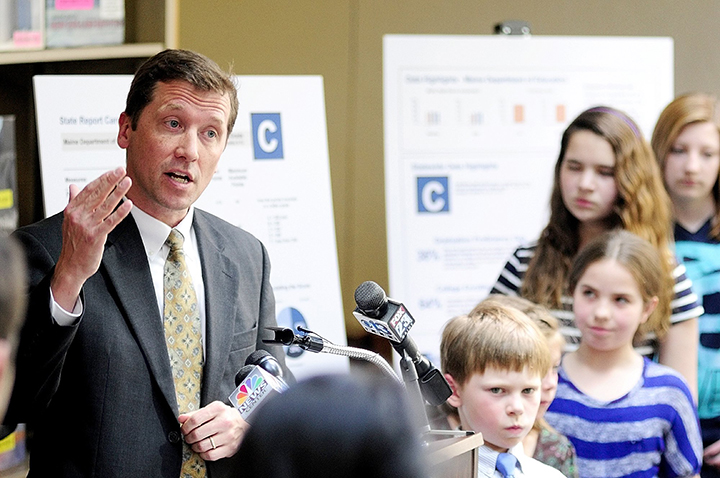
[34,75,347,379]
[383,35,674,364]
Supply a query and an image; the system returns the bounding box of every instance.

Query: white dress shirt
[51,206,208,352]
[476,442,566,478]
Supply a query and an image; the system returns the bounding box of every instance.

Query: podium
[424,431,484,478]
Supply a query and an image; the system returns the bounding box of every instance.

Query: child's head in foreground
[480,295,564,422]
[440,302,551,452]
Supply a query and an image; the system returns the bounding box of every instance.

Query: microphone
[228,356,288,423]
[245,350,288,388]
[352,281,451,407]
[235,365,255,387]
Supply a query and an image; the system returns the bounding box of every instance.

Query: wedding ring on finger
[209,436,217,450]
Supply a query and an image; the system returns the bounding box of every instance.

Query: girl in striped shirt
[545,230,702,478]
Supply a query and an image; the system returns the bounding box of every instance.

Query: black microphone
[235,365,256,387]
[353,281,451,407]
[245,350,288,388]
[228,360,288,423]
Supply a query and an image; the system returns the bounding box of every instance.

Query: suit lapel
[102,215,179,414]
[194,212,237,405]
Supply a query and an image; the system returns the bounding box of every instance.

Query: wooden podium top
[425,432,484,467]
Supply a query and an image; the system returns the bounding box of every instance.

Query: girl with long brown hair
[491,106,702,397]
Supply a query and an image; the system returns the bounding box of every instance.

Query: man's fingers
[180,403,247,461]
[93,177,132,227]
[68,184,80,203]
[179,402,223,437]
[64,168,132,232]
[97,199,133,235]
[69,167,127,212]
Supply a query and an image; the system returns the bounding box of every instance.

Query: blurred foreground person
[0,236,26,420]
[235,373,429,478]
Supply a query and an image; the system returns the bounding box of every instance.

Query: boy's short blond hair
[441,301,551,386]
[480,294,561,343]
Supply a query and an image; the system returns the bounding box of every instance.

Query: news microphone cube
[352,299,415,344]
[229,367,287,423]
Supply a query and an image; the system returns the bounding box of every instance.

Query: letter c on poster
[417,177,449,213]
[252,113,284,159]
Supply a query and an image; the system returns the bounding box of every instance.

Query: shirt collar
[509,443,526,473]
[477,443,525,477]
[130,204,195,258]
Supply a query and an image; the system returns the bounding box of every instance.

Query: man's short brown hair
[124,49,239,135]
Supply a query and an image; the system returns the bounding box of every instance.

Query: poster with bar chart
[383,35,673,363]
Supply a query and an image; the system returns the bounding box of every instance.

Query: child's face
[663,121,720,206]
[539,333,563,416]
[447,366,541,452]
[572,258,657,353]
[559,130,618,226]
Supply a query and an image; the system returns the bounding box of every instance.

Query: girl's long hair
[522,107,674,322]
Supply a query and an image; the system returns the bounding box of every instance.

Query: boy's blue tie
[496,452,518,478]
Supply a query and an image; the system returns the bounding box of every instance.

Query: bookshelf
[0,0,175,226]
[0,43,163,65]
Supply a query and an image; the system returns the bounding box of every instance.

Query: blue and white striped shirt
[545,358,702,478]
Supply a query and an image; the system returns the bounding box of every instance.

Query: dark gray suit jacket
[6,209,288,477]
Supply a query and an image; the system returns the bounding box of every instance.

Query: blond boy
[441,302,565,477]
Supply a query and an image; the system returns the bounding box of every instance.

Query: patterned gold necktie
[163,229,206,478]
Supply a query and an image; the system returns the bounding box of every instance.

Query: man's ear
[444,373,463,408]
[117,112,132,150]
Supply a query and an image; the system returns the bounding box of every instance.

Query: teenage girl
[491,106,703,397]
[652,93,720,478]
[545,229,702,478]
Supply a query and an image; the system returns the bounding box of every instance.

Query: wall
[177,0,720,340]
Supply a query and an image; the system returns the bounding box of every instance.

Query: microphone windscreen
[246,349,285,380]
[354,281,386,310]
[235,365,256,386]
[245,349,272,366]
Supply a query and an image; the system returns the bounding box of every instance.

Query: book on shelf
[0,116,18,237]
[45,0,125,48]
[0,0,44,52]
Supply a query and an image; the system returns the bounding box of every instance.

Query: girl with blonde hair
[653,93,720,478]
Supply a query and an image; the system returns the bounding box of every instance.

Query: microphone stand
[264,326,469,438]
[263,326,401,384]
[398,350,431,433]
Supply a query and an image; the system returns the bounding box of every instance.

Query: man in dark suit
[5,49,289,477]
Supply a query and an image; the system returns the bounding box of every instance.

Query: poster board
[383,35,673,363]
[34,75,347,378]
